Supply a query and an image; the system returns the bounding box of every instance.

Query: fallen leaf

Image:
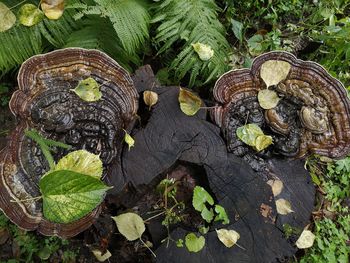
[275,199,294,215]
[112,212,145,241]
[143,90,158,109]
[192,42,214,61]
[260,60,291,87]
[71,77,102,102]
[216,229,240,248]
[124,130,135,150]
[257,89,280,109]
[178,88,202,116]
[41,0,65,20]
[185,233,205,252]
[92,249,112,262]
[267,179,284,196]
[236,123,263,146]
[18,4,44,27]
[0,3,16,32]
[296,230,315,249]
[254,134,273,151]
[260,203,273,218]
[55,150,103,178]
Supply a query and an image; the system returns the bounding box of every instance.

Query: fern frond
[153,0,231,87]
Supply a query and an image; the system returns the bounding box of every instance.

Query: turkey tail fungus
[0,48,138,238]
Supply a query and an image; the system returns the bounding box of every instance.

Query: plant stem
[10,196,42,203]
[144,211,166,222]
[139,238,156,258]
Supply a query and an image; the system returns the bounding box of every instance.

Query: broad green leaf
[18,4,44,27]
[192,186,214,212]
[192,42,214,61]
[267,179,283,197]
[260,60,291,87]
[231,19,243,43]
[71,77,102,102]
[123,130,135,150]
[41,0,65,20]
[143,90,158,110]
[185,233,205,253]
[55,150,103,178]
[199,226,209,235]
[236,124,264,147]
[275,198,294,215]
[178,88,202,116]
[257,89,280,109]
[201,207,214,223]
[112,213,145,241]
[296,230,315,249]
[92,249,112,262]
[254,134,273,151]
[214,205,230,225]
[40,170,111,223]
[216,229,240,248]
[0,3,16,32]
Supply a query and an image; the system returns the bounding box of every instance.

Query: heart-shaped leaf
[275,198,294,215]
[178,88,202,116]
[112,213,145,241]
[71,77,102,102]
[18,4,44,27]
[185,233,205,252]
[216,229,240,248]
[143,90,158,109]
[41,0,65,20]
[236,123,264,147]
[260,60,291,87]
[0,3,16,32]
[257,89,280,109]
[40,170,111,223]
[254,134,273,151]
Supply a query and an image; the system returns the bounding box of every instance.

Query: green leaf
[176,239,184,247]
[231,19,243,43]
[178,88,202,116]
[236,124,264,147]
[201,207,214,223]
[54,150,103,178]
[214,205,230,225]
[40,170,111,223]
[185,233,205,253]
[0,2,16,32]
[18,4,44,27]
[124,130,135,150]
[257,89,280,109]
[71,77,102,102]
[112,213,145,241]
[192,186,214,212]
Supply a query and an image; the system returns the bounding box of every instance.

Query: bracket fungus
[0,48,138,237]
[213,51,350,159]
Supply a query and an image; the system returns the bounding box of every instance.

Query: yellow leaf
[0,3,16,32]
[295,230,315,249]
[178,88,202,116]
[123,130,135,150]
[257,89,280,109]
[112,213,145,241]
[267,179,283,197]
[192,42,214,61]
[92,249,112,262]
[260,60,291,87]
[275,199,294,215]
[143,90,158,109]
[216,229,240,248]
[71,77,102,102]
[41,0,65,20]
[254,134,273,151]
[18,4,44,27]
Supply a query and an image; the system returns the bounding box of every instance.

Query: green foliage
[152,0,231,87]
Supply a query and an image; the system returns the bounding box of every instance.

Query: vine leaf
[143,90,158,109]
[192,186,214,212]
[192,42,214,61]
[18,4,44,27]
[178,88,202,116]
[112,213,145,241]
[275,199,294,215]
[185,233,205,253]
[216,229,240,248]
[54,150,103,178]
[257,89,280,109]
[0,3,16,32]
[295,229,315,249]
[40,170,111,223]
[214,205,230,225]
[260,60,291,87]
[123,130,135,150]
[71,77,102,102]
[41,0,65,20]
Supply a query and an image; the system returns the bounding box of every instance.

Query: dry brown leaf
[216,229,240,248]
[41,0,65,20]
[275,198,294,215]
[257,89,280,109]
[260,60,291,87]
[296,230,315,249]
[143,90,158,109]
[267,179,283,196]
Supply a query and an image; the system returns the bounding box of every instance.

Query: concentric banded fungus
[213,51,350,158]
[0,48,138,237]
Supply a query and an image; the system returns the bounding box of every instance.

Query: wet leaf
[123,130,135,150]
[40,170,111,223]
[71,77,102,102]
[260,60,291,87]
[267,179,284,197]
[92,249,112,262]
[275,199,294,215]
[143,90,158,109]
[296,229,315,249]
[236,124,264,147]
[214,205,230,225]
[112,213,145,241]
[254,134,273,151]
[0,3,16,32]
[216,229,240,248]
[55,150,103,178]
[18,4,44,27]
[41,0,65,20]
[192,186,214,212]
[185,233,205,252]
[258,89,280,109]
[192,42,214,61]
[178,88,202,116]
